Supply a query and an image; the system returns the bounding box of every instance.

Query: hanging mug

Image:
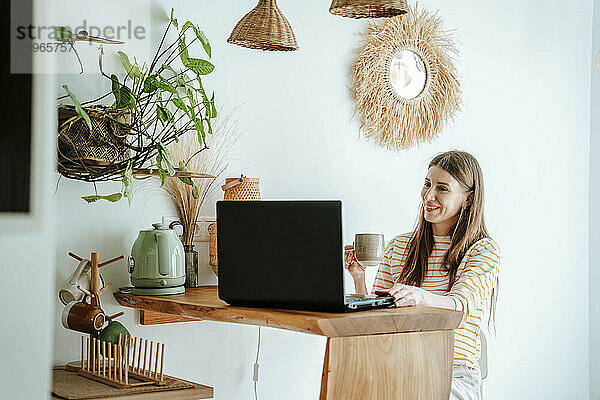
[61,295,106,334]
[58,259,104,305]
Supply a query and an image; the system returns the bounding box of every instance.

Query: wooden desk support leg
[319,331,454,400]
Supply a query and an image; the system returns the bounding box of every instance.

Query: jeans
[450,363,482,400]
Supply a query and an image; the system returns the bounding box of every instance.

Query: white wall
[0,1,56,398]
[590,1,600,399]
[49,1,592,399]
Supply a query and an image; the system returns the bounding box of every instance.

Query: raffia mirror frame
[351,4,461,151]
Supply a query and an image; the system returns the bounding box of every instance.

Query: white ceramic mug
[354,233,385,267]
[58,259,92,305]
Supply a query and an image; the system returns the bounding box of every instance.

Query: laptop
[216,200,394,312]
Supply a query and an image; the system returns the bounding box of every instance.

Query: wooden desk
[114,287,462,400]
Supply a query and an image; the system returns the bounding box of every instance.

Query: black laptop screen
[216,200,345,310]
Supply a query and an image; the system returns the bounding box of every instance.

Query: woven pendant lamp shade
[228,0,298,51]
[329,0,408,18]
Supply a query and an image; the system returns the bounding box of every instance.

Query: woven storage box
[210,175,261,276]
[57,105,131,172]
[222,176,261,201]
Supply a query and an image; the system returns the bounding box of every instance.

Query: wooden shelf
[51,366,213,399]
[140,310,201,326]
[114,286,462,337]
[132,169,215,179]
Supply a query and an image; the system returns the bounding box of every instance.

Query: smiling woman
[344,150,499,400]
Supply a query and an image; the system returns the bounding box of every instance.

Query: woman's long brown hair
[397,151,498,332]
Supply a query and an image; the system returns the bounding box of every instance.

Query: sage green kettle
[129,223,185,295]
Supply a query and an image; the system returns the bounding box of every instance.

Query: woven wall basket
[227,0,298,51]
[209,175,261,276]
[329,0,408,18]
[57,105,131,175]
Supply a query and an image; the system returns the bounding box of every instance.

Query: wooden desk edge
[114,289,462,337]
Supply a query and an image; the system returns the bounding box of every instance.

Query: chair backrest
[479,329,488,379]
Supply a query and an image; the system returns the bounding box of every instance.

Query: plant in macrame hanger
[56,9,218,204]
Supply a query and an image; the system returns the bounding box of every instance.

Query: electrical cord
[253,326,261,400]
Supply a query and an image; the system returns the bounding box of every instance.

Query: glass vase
[183,244,199,288]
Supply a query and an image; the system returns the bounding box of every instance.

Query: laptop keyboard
[344,294,394,310]
[345,294,383,300]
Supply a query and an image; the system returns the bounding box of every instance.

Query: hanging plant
[57,9,217,204]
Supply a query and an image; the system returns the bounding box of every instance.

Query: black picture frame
[0,0,32,213]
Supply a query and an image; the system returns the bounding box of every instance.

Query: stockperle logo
[15,20,146,41]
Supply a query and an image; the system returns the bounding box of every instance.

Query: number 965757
[32,42,71,52]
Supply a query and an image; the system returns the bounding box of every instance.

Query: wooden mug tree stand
[65,251,167,389]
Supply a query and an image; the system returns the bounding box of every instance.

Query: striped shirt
[372,232,500,368]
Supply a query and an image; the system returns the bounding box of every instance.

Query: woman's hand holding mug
[344,244,365,281]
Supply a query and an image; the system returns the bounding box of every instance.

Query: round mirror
[389,50,427,100]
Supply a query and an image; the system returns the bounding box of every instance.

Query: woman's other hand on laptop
[387,283,429,307]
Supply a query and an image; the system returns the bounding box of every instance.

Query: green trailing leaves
[56,26,75,41]
[178,36,190,66]
[171,97,187,113]
[175,166,200,199]
[210,92,217,118]
[170,8,178,29]
[177,176,193,185]
[195,118,206,144]
[117,51,142,81]
[181,21,211,58]
[163,153,176,176]
[143,74,159,93]
[111,74,135,109]
[156,76,178,94]
[207,118,213,136]
[156,106,173,126]
[145,73,177,94]
[56,27,83,73]
[121,161,133,206]
[185,58,214,76]
[201,91,211,116]
[62,85,93,130]
[82,193,123,203]
[187,88,197,108]
[194,27,211,59]
[156,143,176,176]
[156,154,167,186]
[162,64,187,88]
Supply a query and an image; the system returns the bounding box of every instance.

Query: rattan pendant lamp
[228,0,298,51]
[329,0,408,18]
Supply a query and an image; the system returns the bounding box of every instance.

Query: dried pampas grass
[351,3,461,150]
[163,114,242,245]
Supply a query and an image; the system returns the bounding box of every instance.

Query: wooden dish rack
[78,333,166,389]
